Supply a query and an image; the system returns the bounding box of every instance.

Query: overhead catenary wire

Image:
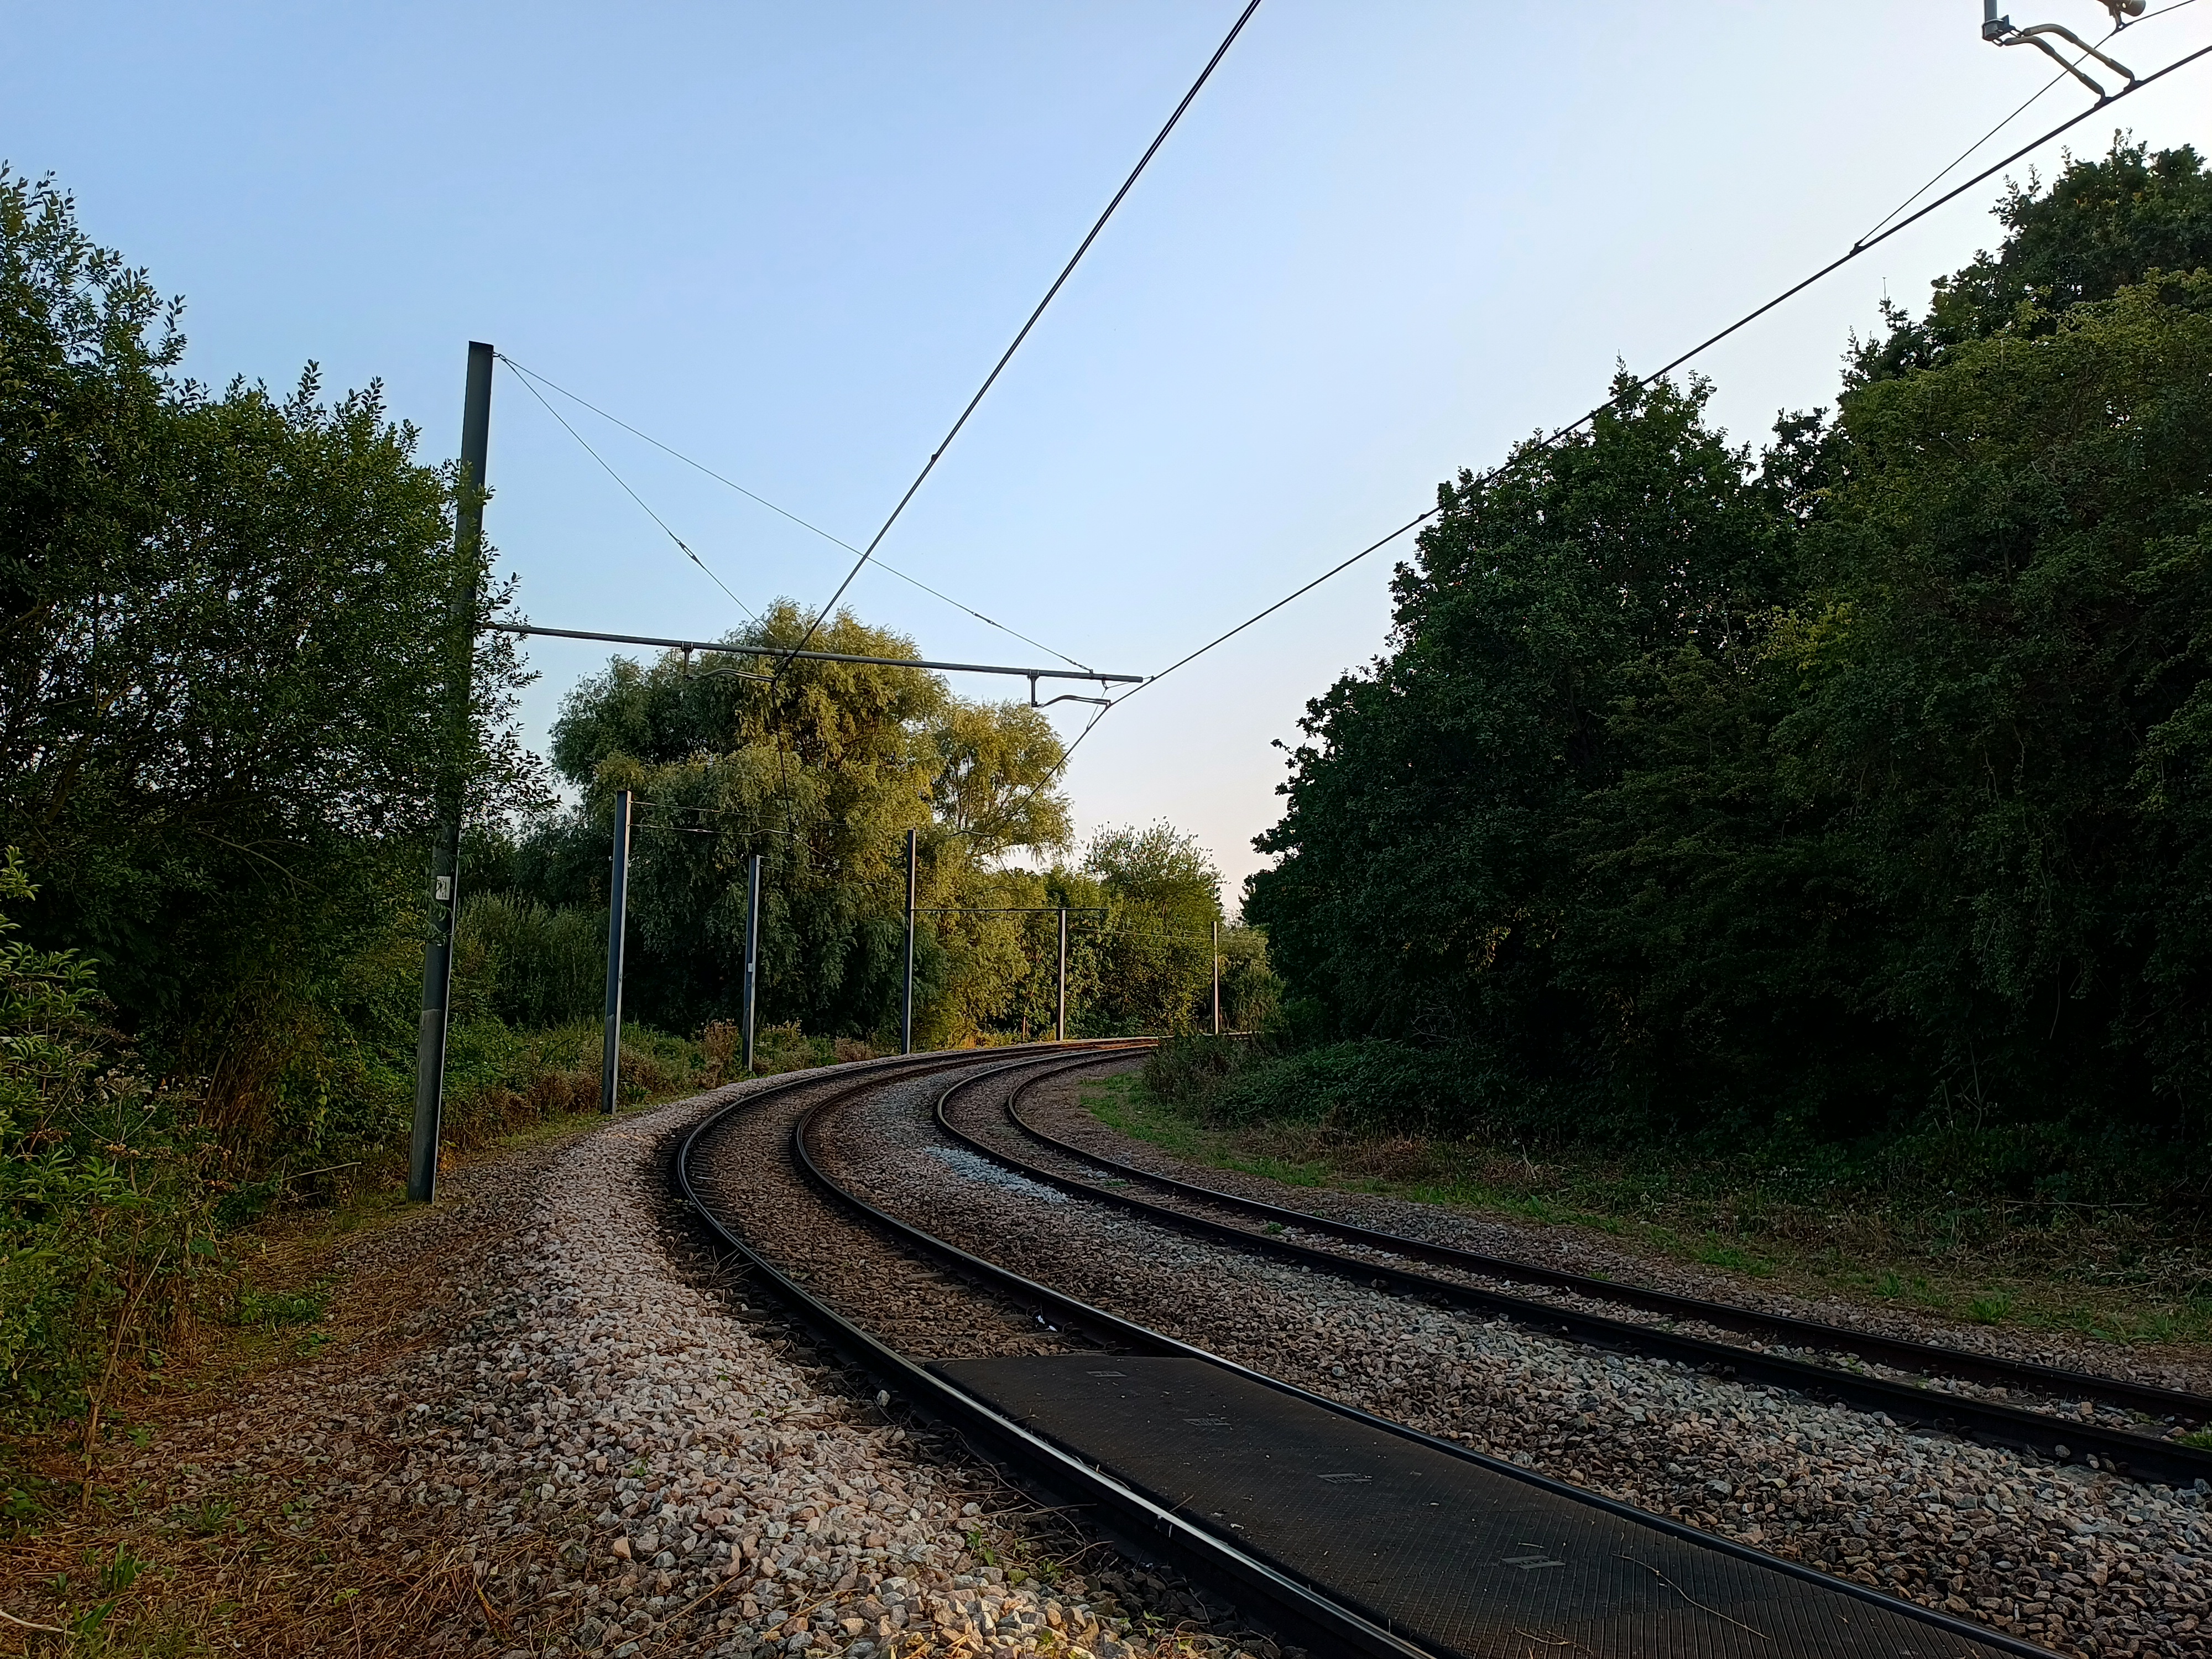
[497,353,1098,674]
[502,359,757,621]
[1083,34,2212,731]
[774,0,1266,680]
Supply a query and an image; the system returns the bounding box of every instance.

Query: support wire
[503,362,757,620]
[775,0,1266,678]
[497,353,1097,674]
[1087,33,2212,732]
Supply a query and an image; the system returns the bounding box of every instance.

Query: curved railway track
[677,1043,1434,1657]
[989,1058,2211,1427]
[674,1044,2114,1659]
[931,1051,2212,1491]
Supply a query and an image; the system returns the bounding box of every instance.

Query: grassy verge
[1083,1071,2212,1353]
[3,1018,883,1526]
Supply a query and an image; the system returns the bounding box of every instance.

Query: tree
[1246,374,1791,1082]
[526,602,1076,1042]
[0,169,539,1146]
[1789,270,2212,1151]
[1848,135,2212,386]
[1245,240,2212,1182]
[1079,823,1224,1035]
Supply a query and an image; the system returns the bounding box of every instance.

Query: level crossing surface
[936,1354,2026,1659]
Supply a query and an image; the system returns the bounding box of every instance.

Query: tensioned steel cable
[1083,34,2212,729]
[773,0,1266,680]
[497,353,1097,674]
[503,359,758,621]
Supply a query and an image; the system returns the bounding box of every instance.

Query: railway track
[676,1044,2110,1659]
[932,1051,2212,1491]
[989,1057,2211,1428]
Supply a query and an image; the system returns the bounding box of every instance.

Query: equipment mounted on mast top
[1981,0,2141,97]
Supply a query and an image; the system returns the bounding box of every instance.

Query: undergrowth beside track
[1100,1045,2212,1354]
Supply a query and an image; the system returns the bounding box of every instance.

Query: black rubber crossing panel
[934,1355,2020,1659]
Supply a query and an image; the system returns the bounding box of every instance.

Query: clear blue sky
[11,2,2210,905]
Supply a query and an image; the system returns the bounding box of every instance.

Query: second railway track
[930,1051,2212,1490]
[988,1057,2212,1428]
[676,1045,2212,1658]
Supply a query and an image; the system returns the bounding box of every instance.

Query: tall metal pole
[901,827,917,1055]
[1056,905,1068,1042]
[408,341,494,1204]
[601,789,633,1114]
[742,852,763,1073]
[1212,919,1221,1036]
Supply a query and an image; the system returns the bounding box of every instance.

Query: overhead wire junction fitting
[1984,0,2141,94]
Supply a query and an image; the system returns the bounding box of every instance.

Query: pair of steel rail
[672,1044,2171,1659]
[940,1052,2212,1490]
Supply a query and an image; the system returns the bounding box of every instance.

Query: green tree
[1848,135,2212,386]
[1077,823,1224,1034]
[1786,270,2212,1153]
[528,602,1076,1042]
[1246,374,1791,1083]
[1246,253,2212,1187]
[0,169,539,1151]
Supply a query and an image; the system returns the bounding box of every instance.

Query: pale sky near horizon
[10,3,2211,909]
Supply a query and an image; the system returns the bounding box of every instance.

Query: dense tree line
[497,603,1254,1045]
[0,169,548,1413]
[1247,140,2212,1196]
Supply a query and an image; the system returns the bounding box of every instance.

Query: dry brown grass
[0,1109,615,1658]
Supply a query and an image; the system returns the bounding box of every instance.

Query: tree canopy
[0,168,537,1137]
[1247,137,2212,1189]
[513,604,1233,1043]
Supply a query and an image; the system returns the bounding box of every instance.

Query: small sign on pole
[601,789,632,1114]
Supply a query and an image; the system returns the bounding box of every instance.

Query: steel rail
[770,1050,2056,1659]
[675,1044,1437,1659]
[928,1057,2212,1491]
[996,1060,2212,1426]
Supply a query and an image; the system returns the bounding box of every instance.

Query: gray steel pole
[408,340,494,1204]
[741,852,762,1072]
[601,789,633,1114]
[1056,905,1068,1042]
[1212,919,1221,1036]
[901,828,917,1055]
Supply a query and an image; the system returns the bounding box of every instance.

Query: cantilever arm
[1025,673,1116,709]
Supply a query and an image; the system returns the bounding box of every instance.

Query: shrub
[0,849,211,1427]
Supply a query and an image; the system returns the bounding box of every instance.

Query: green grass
[1082,1072,2212,1351]
[234,1287,327,1331]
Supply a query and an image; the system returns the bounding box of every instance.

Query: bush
[0,850,211,1427]
[1146,1034,1541,1139]
[456,894,608,1030]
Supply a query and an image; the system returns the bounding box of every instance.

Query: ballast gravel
[107,1067,1275,1659]
[833,1065,2212,1659]
[422,1072,1274,1659]
[980,1067,2206,1439]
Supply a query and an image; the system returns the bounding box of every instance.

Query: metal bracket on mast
[1983,0,2139,96]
